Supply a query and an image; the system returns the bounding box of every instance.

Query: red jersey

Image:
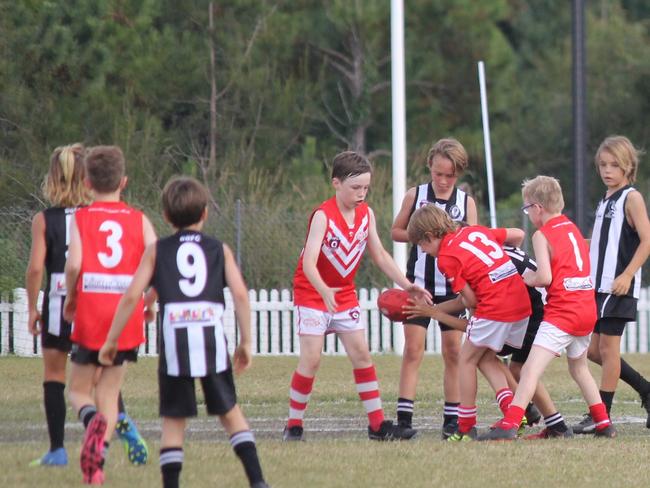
[539,215,596,336]
[293,197,369,311]
[437,226,531,322]
[71,201,146,350]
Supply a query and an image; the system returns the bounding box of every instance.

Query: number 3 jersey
[152,230,228,378]
[437,225,531,322]
[71,201,145,350]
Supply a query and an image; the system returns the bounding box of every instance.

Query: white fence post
[280,289,292,354]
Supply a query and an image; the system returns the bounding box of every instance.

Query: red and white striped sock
[353,366,384,431]
[496,388,514,415]
[589,402,612,431]
[458,405,477,434]
[287,371,314,428]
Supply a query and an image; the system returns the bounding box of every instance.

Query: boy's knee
[442,345,460,364]
[402,344,424,364]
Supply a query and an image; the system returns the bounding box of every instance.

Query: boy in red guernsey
[283,151,431,442]
[480,175,616,441]
[63,146,157,483]
[406,204,531,441]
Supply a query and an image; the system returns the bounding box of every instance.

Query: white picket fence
[3,287,650,357]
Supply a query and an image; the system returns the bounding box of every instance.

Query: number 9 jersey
[71,201,145,350]
[151,230,228,378]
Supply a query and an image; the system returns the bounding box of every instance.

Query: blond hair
[42,143,91,207]
[596,135,642,184]
[407,204,459,244]
[521,175,564,213]
[426,138,468,175]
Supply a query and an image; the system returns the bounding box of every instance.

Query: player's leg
[339,329,398,440]
[567,344,615,438]
[31,346,68,466]
[160,417,186,488]
[440,328,462,438]
[478,354,513,416]
[598,330,623,415]
[396,322,426,430]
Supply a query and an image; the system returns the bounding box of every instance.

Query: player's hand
[63,295,76,323]
[98,341,118,366]
[320,287,342,314]
[403,297,437,319]
[28,309,42,335]
[144,307,156,323]
[611,273,632,296]
[404,284,432,305]
[233,342,252,374]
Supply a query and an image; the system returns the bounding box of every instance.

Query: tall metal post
[572,0,587,232]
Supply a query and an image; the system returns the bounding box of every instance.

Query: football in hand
[377,288,410,322]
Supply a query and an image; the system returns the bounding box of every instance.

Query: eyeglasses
[521,203,537,215]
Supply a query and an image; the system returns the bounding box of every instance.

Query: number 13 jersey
[437,225,531,322]
[72,201,145,350]
[152,230,228,377]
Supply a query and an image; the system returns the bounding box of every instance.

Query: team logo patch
[329,237,340,249]
[448,204,462,220]
[349,309,360,321]
[418,200,430,208]
[605,201,616,219]
[354,229,368,241]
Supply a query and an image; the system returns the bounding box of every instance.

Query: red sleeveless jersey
[70,201,146,350]
[293,197,369,311]
[539,215,596,336]
[437,226,531,322]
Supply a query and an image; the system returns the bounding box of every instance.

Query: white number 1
[567,232,584,272]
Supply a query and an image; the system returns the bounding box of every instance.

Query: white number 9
[177,242,207,297]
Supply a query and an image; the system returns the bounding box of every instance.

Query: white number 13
[459,231,503,266]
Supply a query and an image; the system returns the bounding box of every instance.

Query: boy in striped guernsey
[390,138,478,439]
[574,136,650,434]
[99,177,268,488]
[285,151,431,442]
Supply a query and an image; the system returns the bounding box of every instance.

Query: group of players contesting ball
[25,135,650,486]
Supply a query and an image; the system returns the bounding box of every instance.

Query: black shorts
[41,332,73,353]
[70,345,138,366]
[159,368,237,418]
[498,318,541,363]
[594,317,628,337]
[404,295,462,332]
[596,292,637,321]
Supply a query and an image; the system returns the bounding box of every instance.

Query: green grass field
[2,354,650,487]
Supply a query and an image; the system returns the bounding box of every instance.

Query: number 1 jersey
[437,225,531,322]
[71,201,145,350]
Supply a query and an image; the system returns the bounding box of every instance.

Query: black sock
[620,358,650,396]
[230,431,264,486]
[600,390,615,415]
[160,447,183,488]
[117,392,126,415]
[79,404,97,428]
[543,412,568,433]
[43,381,66,451]
[443,402,460,426]
[396,398,414,427]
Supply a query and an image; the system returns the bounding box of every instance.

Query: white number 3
[98,220,123,269]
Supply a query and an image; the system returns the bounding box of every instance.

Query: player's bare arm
[302,210,341,313]
[25,212,46,335]
[224,243,252,373]
[367,208,431,302]
[524,231,552,288]
[612,190,650,295]
[503,227,525,248]
[459,283,478,309]
[98,242,157,366]
[390,187,416,242]
[466,195,479,225]
[63,215,81,323]
[142,214,157,246]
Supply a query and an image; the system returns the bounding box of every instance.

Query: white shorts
[466,317,528,351]
[296,306,363,336]
[532,321,591,359]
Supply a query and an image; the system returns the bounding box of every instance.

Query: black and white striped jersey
[42,207,76,338]
[590,186,641,299]
[503,245,544,323]
[406,184,468,297]
[152,230,228,377]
